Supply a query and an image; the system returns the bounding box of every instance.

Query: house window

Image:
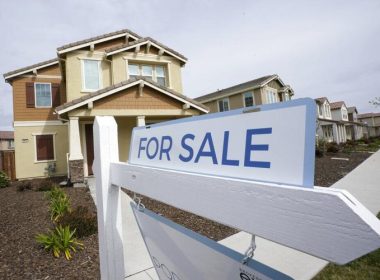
[8,140,14,149]
[342,108,348,120]
[35,83,52,108]
[218,98,229,112]
[82,59,101,91]
[265,89,278,104]
[243,92,254,107]
[284,93,290,101]
[324,103,331,118]
[127,63,167,86]
[35,134,55,161]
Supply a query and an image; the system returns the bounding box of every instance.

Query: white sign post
[93,98,380,279]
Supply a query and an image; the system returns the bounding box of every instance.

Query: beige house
[358,113,380,137]
[194,74,294,112]
[3,29,208,182]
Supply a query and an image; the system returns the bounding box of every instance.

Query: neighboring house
[194,74,294,112]
[315,98,364,144]
[357,113,380,137]
[0,131,14,150]
[3,28,208,182]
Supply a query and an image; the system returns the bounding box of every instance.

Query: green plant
[0,171,10,188]
[36,225,83,260]
[326,142,339,153]
[49,188,71,222]
[15,181,32,192]
[59,206,98,238]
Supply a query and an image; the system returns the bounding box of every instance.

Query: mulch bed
[0,151,374,279]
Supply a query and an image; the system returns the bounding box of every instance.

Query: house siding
[14,124,68,179]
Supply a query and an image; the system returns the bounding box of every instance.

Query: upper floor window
[82,59,101,91]
[265,89,278,104]
[243,92,254,107]
[127,63,167,86]
[324,103,331,118]
[342,108,348,120]
[284,93,290,101]
[218,98,229,112]
[35,83,52,108]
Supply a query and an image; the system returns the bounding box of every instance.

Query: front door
[85,124,94,176]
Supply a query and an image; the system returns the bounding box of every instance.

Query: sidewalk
[90,150,380,279]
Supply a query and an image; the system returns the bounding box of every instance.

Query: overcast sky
[1,0,379,130]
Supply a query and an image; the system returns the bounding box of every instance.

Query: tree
[370,97,380,107]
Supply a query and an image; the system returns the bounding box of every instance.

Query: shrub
[36,180,54,192]
[15,181,32,192]
[35,225,83,260]
[0,171,10,188]
[326,142,339,153]
[315,146,324,157]
[49,188,71,222]
[59,206,97,238]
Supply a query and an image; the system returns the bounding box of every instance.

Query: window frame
[243,91,254,107]
[81,59,102,92]
[34,82,52,108]
[126,61,167,86]
[218,98,230,112]
[265,88,278,104]
[8,139,14,149]
[33,133,56,163]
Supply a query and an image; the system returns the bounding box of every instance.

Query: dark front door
[85,124,94,176]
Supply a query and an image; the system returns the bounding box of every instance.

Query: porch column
[68,117,84,183]
[136,115,145,127]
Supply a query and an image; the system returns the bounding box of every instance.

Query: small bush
[35,225,83,260]
[315,146,325,157]
[0,171,10,188]
[15,181,32,192]
[59,206,97,238]
[48,187,71,222]
[326,142,339,153]
[36,180,54,192]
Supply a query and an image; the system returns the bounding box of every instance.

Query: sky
[0,0,379,130]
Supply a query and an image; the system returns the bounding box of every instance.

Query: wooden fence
[0,150,15,181]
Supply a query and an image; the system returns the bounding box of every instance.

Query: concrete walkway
[88,150,380,279]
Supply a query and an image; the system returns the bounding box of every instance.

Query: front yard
[0,141,379,279]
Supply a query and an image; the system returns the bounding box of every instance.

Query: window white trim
[33,133,57,163]
[242,91,255,107]
[218,98,230,112]
[126,62,168,87]
[81,59,102,92]
[34,82,52,108]
[265,87,278,104]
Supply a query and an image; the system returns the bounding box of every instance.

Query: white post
[136,115,145,127]
[69,117,83,160]
[93,116,125,280]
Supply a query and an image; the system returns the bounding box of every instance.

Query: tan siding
[38,64,61,76]
[253,88,262,105]
[12,77,64,121]
[204,101,218,113]
[94,85,183,110]
[229,94,243,109]
[267,80,282,90]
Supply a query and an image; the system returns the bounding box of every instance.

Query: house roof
[56,76,209,114]
[194,74,282,103]
[358,112,380,119]
[3,58,59,81]
[105,37,187,63]
[347,106,358,114]
[315,97,329,104]
[0,131,14,140]
[330,101,346,110]
[57,28,142,53]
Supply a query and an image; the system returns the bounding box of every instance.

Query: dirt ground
[0,151,374,279]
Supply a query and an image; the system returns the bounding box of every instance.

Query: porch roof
[56,77,209,115]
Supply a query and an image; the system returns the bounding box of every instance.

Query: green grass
[313,212,380,280]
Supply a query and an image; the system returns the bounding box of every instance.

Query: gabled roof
[315,97,329,104]
[330,101,346,110]
[56,76,208,114]
[194,74,282,103]
[358,112,380,118]
[105,37,187,63]
[347,106,358,114]
[57,28,141,54]
[0,131,14,140]
[3,58,59,81]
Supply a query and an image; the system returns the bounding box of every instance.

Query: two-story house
[194,74,294,112]
[358,113,380,138]
[3,29,208,183]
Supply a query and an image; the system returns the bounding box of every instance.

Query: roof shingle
[0,131,14,139]
[3,58,59,79]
